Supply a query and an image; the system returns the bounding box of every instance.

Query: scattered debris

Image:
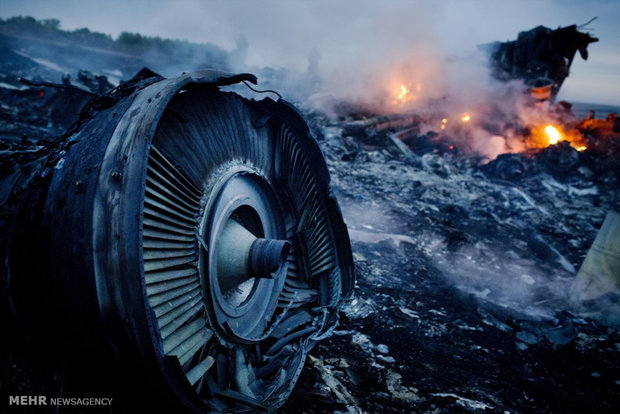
[431,393,493,411]
[285,106,619,413]
[307,356,363,414]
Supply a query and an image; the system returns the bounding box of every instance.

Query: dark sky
[1,0,618,105]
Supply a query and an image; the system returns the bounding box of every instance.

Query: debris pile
[282,109,620,413]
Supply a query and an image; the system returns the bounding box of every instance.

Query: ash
[282,113,620,413]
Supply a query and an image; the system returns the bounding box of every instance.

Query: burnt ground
[282,115,620,414]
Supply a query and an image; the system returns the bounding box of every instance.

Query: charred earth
[281,111,620,413]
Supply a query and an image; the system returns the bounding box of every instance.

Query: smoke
[431,240,575,320]
[215,0,449,116]
[216,2,552,160]
[2,1,610,161]
[338,195,577,320]
[3,0,620,104]
[336,170,580,321]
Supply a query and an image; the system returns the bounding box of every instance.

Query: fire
[530,123,587,151]
[394,83,412,104]
[392,82,421,105]
[544,124,562,144]
[439,113,471,130]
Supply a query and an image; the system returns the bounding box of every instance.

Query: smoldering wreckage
[1,18,619,414]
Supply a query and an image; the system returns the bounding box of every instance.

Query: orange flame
[530,123,587,151]
[394,83,412,104]
[544,125,562,145]
[392,82,422,105]
[440,113,471,131]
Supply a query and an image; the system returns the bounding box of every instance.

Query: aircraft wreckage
[0,69,354,412]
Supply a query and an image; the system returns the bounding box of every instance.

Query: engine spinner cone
[216,219,290,292]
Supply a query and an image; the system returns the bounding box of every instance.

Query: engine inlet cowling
[0,70,354,412]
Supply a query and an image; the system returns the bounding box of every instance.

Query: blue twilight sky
[1,0,618,105]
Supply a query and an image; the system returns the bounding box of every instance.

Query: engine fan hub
[199,168,288,341]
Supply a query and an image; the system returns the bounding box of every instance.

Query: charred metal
[1,69,354,412]
[483,23,599,102]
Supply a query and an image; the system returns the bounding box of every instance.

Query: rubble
[282,109,620,413]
